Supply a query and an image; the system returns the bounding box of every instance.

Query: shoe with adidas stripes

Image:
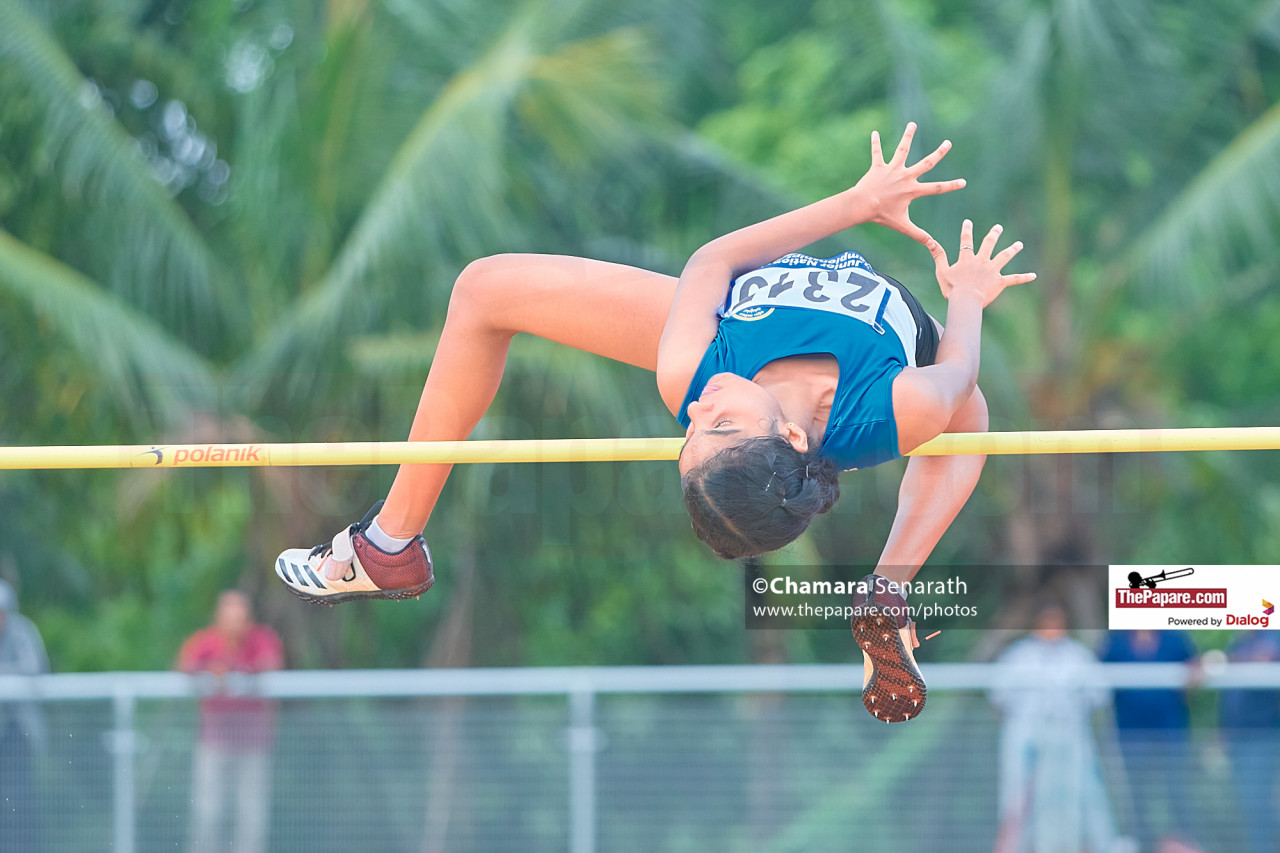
[274,502,434,605]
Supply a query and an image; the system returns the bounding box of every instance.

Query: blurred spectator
[990,605,1123,853]
[1218,632,1280,853]
[0,579,49,853]
[1101,630,1200,850]
[177,590,283,853]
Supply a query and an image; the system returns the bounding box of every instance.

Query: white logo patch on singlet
[731,305,775,321]
[720,252,918,366]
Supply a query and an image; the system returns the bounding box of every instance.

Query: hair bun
[682,434,843,559]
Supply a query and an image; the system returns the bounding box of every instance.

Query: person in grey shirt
[0,579,49,853]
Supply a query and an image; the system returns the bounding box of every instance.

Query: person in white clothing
[990,605,1128,853]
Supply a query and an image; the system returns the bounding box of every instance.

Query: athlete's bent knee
[449,256,501,305]
[446,255,522,323]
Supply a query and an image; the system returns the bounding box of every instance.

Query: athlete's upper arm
[656,253,732,415]
[891,363,972,453]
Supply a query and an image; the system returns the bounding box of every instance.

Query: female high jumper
[275,124,1035,722]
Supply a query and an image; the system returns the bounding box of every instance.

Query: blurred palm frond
[1126,100,1280,305]
[0,228,216,422]
[0,1,231,344]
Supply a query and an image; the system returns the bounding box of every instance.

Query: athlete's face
[679,373,786,475]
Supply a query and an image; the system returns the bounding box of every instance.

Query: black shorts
[879,273,939,367]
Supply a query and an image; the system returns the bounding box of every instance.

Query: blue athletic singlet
[676,251,920,471]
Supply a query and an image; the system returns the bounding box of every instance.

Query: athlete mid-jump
[275,124,1035,722]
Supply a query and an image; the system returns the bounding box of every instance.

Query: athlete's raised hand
[932,219,1036,306]
[852,122,966,247]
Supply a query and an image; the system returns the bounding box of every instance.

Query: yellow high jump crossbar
[0,427,1279,469]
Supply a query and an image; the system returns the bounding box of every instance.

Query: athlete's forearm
[928,293,985,406]
[692,187,874,276]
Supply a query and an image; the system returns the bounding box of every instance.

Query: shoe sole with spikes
[853,607,926,723]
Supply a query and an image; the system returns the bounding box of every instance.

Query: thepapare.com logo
[1114,567,1228,610]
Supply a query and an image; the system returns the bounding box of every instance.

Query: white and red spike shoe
[275,502,434,606]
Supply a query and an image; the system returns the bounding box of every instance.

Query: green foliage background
[3,0,1280,672]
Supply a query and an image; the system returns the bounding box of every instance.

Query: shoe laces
[308,500,385,558]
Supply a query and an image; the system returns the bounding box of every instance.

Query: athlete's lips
[700,384,722,399]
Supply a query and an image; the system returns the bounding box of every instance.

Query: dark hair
[681,433,840,559]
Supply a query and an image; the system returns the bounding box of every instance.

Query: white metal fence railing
[1,663,1278,853]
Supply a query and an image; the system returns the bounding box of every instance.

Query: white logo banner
[1108,565,1278,629]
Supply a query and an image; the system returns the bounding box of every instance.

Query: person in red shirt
[176,590,283,853]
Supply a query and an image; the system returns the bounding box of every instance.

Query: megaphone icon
[1127,567,1195,590]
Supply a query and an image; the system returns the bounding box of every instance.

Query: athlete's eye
[714,420,731,428]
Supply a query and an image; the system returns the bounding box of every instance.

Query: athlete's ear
[783,422,809,453]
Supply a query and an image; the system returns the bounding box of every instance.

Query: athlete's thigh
[461,253,678,371]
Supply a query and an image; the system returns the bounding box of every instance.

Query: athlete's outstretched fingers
[978,223,1003,258]
[920,177,966,196]
[891,122,918,164]
[959,219,975,254]
[993,240,1026,268]
[870,130,885,166]
[1001,272,1038,286]
[909,139,952,176]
